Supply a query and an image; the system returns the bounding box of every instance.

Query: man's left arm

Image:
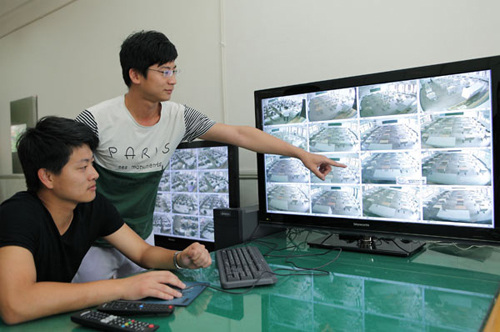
[200,123,346,180]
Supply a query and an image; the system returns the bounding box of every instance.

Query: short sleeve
[182,105,216,142]
[76,110,99,137]
[0,193,43,254]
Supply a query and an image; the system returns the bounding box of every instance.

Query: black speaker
[214,206,285,250]
[214,206,259,250]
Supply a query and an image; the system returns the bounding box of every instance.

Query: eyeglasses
[148,68,180,77]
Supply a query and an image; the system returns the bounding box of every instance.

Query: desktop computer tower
[213,206,283,250]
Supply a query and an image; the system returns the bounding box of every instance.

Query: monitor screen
[153,140,240,251]
[255,55,500,256]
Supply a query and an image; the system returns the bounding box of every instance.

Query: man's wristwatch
[173,251,185,270]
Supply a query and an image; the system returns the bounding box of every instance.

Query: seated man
[0,116,212,325]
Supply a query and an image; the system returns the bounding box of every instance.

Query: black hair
[119,30,178,87]
[16,116,99,193]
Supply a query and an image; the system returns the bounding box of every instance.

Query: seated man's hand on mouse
[119,270,186,300]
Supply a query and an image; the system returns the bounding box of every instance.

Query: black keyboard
[216,246,277,289]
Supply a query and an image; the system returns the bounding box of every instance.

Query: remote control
[71,309,159,331]
[98,300,175,316]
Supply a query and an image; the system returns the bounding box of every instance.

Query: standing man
[74,30,346,282]
[0,117,211,325]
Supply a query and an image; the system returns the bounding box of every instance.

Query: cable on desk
[428,241,494,251]
[209,228,343,295]
[251,227,321,256]
[254,228,343,276]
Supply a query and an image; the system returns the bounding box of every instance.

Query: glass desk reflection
[1,229,499,332]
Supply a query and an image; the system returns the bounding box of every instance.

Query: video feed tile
[158,173,170,191]
[307,88,357,122]
[172,193,198,215]
[311,186,361,216]
[172,215,199,237]
[361,120,419,151]
[359,80,418,118]
[262,95,306,125]
[361,152,421,184]
[310,154,360,184]
[362,187,421,220]
[198,147,229,169]
[422,150,491,186]
[199,171,229,193]
[423,188,492,224]
[266,157,310,183]
[266,125,308,150]
[155,192,171,213]
[267,184,310,213]
[309,122,358,153]
[171,149,197,170]
[171,171,198,192]
[421,112,491,148]
[199,194,229,216]
[200,218,214,240]
[153,212,172,235]
[419,71,490,112]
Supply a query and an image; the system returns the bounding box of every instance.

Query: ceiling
[0,0,32,20]
[0,0,74,38]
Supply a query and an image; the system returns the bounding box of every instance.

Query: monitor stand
[307,233,426,257]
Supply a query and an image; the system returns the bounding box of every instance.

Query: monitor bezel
[255,55,500,245]
[154,140,240,252]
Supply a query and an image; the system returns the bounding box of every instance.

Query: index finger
[327,159,347,168]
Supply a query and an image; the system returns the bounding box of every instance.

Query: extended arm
[200,123,346,180]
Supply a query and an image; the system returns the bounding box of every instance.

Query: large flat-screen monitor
[153,140,240,251]
[254,55,500,256]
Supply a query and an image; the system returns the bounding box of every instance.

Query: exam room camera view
[419,71,490,112]
[310,153,361,184]
[362,186,421,221]
[422,187,493,224]
[359,80,418,118]
[361,151,421,184]
[308,121,358,152]
[360,118,419,151]
[153,146,231,242]
[266,183,311,213]
[262,70,494,227]
[311,186,361,216]
[307,88,357,121]
[420,111,491,148]
[262,95,307,125]
[265,125,308,150]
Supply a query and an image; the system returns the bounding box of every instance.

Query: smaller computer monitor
[153,140,240,251]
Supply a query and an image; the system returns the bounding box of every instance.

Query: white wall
[1,0,500,204]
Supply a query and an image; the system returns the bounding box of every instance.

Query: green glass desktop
[1,229,499,331]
